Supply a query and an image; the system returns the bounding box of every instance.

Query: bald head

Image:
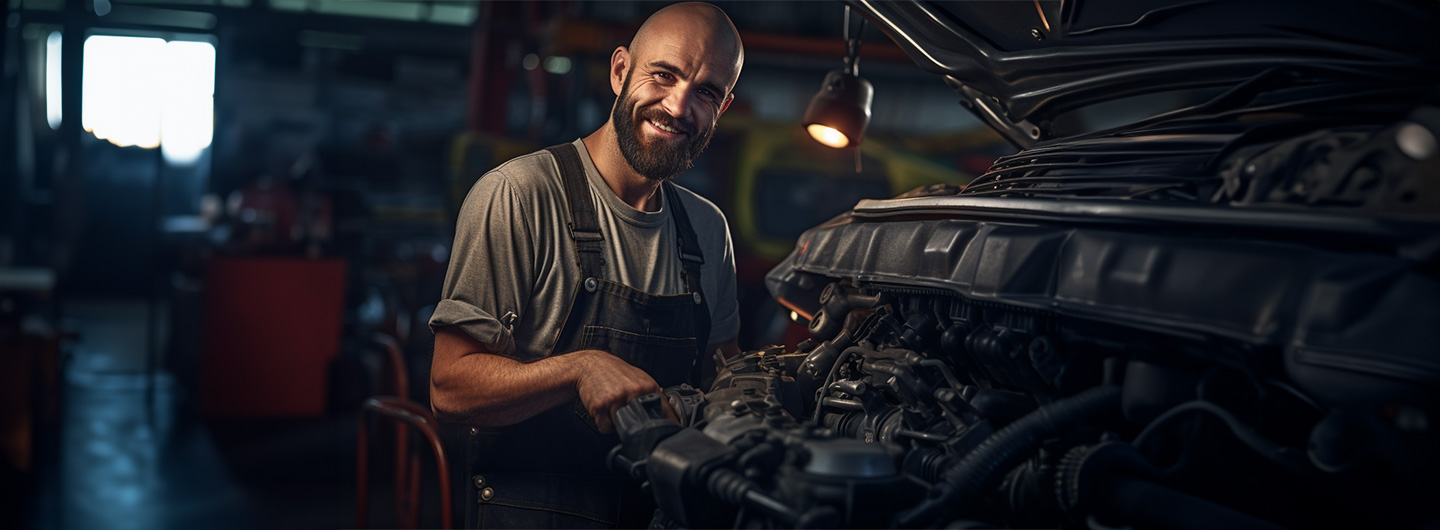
[589,2,744,185]
[629,2,745,92]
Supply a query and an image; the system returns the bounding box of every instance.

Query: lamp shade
[803,69,873,148]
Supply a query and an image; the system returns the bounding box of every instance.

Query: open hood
[832,0,1440,217]
[848,0,1440,149]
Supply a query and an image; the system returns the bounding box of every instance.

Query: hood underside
[849,0,1440,148]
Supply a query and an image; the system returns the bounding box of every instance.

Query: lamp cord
[843,5,865,76]
[843,5,866,172]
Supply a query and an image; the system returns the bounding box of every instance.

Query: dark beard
[612,70,715,182]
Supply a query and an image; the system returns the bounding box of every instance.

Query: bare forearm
[432,325,681,433]
[430,326,589,426]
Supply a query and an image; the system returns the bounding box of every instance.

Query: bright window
[81,35,215,165]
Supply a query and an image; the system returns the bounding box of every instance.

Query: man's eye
[655,72,673,81]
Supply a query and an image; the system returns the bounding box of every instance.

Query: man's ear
[610,46,630,96]
[718,93,736,117]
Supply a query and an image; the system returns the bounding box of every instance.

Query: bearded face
[611,67,717,182]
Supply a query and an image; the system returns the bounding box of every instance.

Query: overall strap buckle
[663,183,707,295]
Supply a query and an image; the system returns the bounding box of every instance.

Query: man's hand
[432,327,681,430]
[572,350,677,433]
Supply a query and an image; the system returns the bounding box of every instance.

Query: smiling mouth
[647,119,686,136]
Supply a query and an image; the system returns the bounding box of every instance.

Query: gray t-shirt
[430,138,739,361]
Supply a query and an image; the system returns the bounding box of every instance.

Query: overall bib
[459,143,712,529]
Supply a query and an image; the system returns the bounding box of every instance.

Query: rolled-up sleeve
[429,169,534,358]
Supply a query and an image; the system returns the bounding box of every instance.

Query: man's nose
[660,88,693,120]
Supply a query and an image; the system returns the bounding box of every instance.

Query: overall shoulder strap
[662,182,705,293]
[544,143,606,278]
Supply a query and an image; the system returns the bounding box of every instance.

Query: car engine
[601,0,1434,527]
[612,254,1438,528]
[608,0,1439,527]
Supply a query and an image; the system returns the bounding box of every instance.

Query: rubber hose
[897,386,1122,527]
[1098,475,1284,530]
[1056,442,1162,512]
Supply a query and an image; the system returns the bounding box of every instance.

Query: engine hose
[1057,443,1282,530]
[918,359,964,391]
[1056,442,1161,512]
[1133,400,1315,477]
[1097,475,1284,530]
[814,345,876,421]
[903,447,954,483]
[706,468,799,523]
[896,386,1122,527]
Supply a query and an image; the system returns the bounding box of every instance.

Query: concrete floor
[23,298,437,530]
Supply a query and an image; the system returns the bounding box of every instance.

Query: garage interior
[2,0,1435,529]
[0,2,1013,527]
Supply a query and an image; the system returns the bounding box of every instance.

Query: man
[428,3,745,528]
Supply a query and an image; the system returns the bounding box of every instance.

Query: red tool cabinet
[201,257,347,417]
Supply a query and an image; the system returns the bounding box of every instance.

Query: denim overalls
[458,143,711,528]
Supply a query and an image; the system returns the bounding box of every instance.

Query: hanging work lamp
[802,5,872,149]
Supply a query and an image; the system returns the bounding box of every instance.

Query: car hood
[847,0,1440,149]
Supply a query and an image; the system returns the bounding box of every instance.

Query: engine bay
[603,1,1439,526]
[611,269,1437,527]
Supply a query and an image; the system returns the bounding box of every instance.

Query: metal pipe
[896,429,950,443]
[357,396,454,529]
[372,333,410,521]
[821,397,865,411]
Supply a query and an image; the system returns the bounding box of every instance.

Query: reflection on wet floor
[64,371,167,530]
[59,369,269,530]
[63,371,163,530]
[32,299,359,530]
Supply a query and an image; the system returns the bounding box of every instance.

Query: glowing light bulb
[807,124,849,148]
